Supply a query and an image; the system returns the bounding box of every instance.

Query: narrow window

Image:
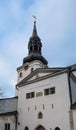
[31,92,35,98]
[25,126,29,130]
[50,87,55,94]
[51,104,54,109]
[26,93,30,99]
[26,92,35,99]
[55,127,60,130]
[30,46,32,51]
[44,88,49,95]
[39,47,41,52]
[43,104,45,110]
[38,112,43,119]
[19,72,22,78]
[5,123,10,130]
[34,45,38,51]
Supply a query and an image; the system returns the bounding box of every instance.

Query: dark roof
[16,64,76,87]
[23,53,48,65]
[23,21,48,65]
[0,111,17,116]
[0,97,18,115]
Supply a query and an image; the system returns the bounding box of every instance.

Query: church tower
[17,20,48,83]
[15,20,76,130]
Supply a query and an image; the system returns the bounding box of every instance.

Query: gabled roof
[16,67,67,87]
[16,64,76,87]
[0,97,18,116]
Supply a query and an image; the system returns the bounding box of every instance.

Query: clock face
[24,65,29,70]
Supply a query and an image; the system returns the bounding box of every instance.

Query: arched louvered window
[25,126,29,130]
[55,127,60,130]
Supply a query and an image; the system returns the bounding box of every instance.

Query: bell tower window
[39,47,41,54]
[34,45,38,51]
[29,46,32,53]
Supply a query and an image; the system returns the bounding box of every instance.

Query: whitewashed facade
[0,21,76,130]
[16,65,76,130]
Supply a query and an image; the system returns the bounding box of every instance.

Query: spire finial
[32,16,37,37]
[32,16,36,23]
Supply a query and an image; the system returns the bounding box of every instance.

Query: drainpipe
[67,67,74,130]
[15,113,17,130]
[67,67,72,106]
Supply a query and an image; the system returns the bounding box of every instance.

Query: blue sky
[0,0,76,97]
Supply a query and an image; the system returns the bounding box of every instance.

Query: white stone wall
[17,73,71,130]
[0,115,16,130]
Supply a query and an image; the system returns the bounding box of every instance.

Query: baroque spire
[23,19,48,65]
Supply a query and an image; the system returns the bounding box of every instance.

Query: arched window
[35,125,45,130]
[55,127,60,130]
[19,72,22,78]
[39,47,41,53]
[24,65,29,70]
[30,46,32,51]
[25,126,29,130]
[34,45,38,51]
[38,112,43,119]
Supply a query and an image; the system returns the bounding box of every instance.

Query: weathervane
[32,16,36,23]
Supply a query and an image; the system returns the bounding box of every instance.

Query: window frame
[25,126,29,130]
[26,92,35,99]
[44,88,49,95]
[31,92,35,98]
[26,93,30,99]
[44,87,55,96]
[5,123,10,130]
[19,72,22,78]
[50,87,55,94]
[38,112,43,119]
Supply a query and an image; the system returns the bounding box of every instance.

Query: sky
[0,0,76,97]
